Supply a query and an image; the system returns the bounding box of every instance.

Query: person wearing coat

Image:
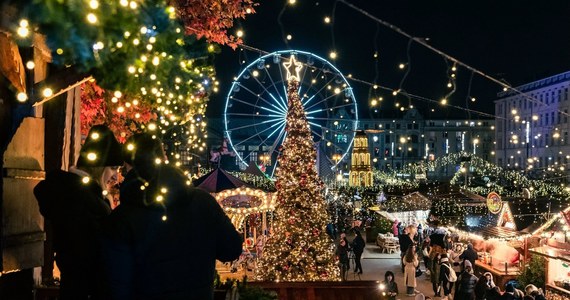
[474,275,489,300]
[34,125,122,300]
[382,270,399,300]
[501,284,518,300]
[439,254,454,299]
[101,133,242,300]
[336,238,350,281]
[460,243,479,269]
[351,230,365,274]
[429,248,446,296]
[403,246,419,296]
[454,261,478,300]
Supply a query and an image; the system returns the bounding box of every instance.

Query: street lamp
[399,136,407,170]
[473,138,479,155]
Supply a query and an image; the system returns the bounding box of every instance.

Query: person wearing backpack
[455,260,480,300]
[439,254,457,300]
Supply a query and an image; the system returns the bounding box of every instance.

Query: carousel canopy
[192,168,252,193]
[244,163,267,178]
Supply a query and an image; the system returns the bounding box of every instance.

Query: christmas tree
[256,56,340,282]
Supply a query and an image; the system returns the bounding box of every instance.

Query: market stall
[530,207,570,300]
[379,191,431,226]
[431,192,539,287]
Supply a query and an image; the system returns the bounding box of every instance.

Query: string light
[16,92,28,102]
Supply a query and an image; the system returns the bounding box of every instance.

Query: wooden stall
[529,207,570,300]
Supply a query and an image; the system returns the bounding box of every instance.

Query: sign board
[486,192,503,214]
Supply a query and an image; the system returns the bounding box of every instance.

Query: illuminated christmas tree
[256,56,340,282]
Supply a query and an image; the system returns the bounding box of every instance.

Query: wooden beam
[32,75,92,107]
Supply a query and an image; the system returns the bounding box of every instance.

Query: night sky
[208,0,570,120]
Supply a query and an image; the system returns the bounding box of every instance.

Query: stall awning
[451,225,528,240]
[530,246,570,263]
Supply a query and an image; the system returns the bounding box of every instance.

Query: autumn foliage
[174,0,258,49]
[80,81,157,143]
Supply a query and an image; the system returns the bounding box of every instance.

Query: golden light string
[336,0,570,118]
[237,43,500,120]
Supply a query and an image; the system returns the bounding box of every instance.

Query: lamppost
[399,136,407,170]
[260,153,271,166]
[473,138,479,155]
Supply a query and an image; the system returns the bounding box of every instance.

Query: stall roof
[192,168,252,193]
[530,246,570,263]
[504,197,567,232]
[383,191,431,212]
[453,225,526,240]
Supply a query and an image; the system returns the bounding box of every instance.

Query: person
[393,220,400,236]
[34,125,122,299]
[525,284,546,300]
[101,133,242,300]
[501,284,518,300]
[438,254,454,299]
[483,272,496,289]
[450,244,463,277]
[429,249,446,296]
[340,232,350,248]
[399,225,417,271]
[421,237,432,271]
[486,286,503,300]
[454,261,478,300]
[444,234,454,251]
[382,271,399,300]
[460,243,479,269]
[351,230,365,274]
[474,275,489,300]
[403,246,419,296]
[336,238,350,281]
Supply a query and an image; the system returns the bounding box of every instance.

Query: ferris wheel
[224,50,359,178]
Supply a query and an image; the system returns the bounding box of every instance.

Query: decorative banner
[487,192,503,214]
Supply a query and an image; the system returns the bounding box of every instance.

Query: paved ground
[218,238,437,300]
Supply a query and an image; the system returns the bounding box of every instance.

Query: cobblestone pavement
[217,242,439,300]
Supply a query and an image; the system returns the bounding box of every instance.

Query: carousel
[193,168,276,247]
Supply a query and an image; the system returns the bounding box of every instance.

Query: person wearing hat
[501,284,518,300]
[34,124,123,299]
[455,260,478,300]
[100,133,242,300]
[525,284,546,300]
[438,254,454,299]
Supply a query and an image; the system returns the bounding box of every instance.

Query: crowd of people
[391,220,546,300]
[333,219,546,300]
[34,125,243,300]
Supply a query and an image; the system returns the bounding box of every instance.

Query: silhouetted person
[351,230,365,274]
[101,133,242,299]
[34,125,123,299]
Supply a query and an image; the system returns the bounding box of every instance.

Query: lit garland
[9,0,256,167]
[216,187,276,214]
[256,56,340,282]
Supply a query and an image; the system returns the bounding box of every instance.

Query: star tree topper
[283,54,303,82]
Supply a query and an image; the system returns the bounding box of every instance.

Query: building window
[407,123,412,130]
[396,124,401,129]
